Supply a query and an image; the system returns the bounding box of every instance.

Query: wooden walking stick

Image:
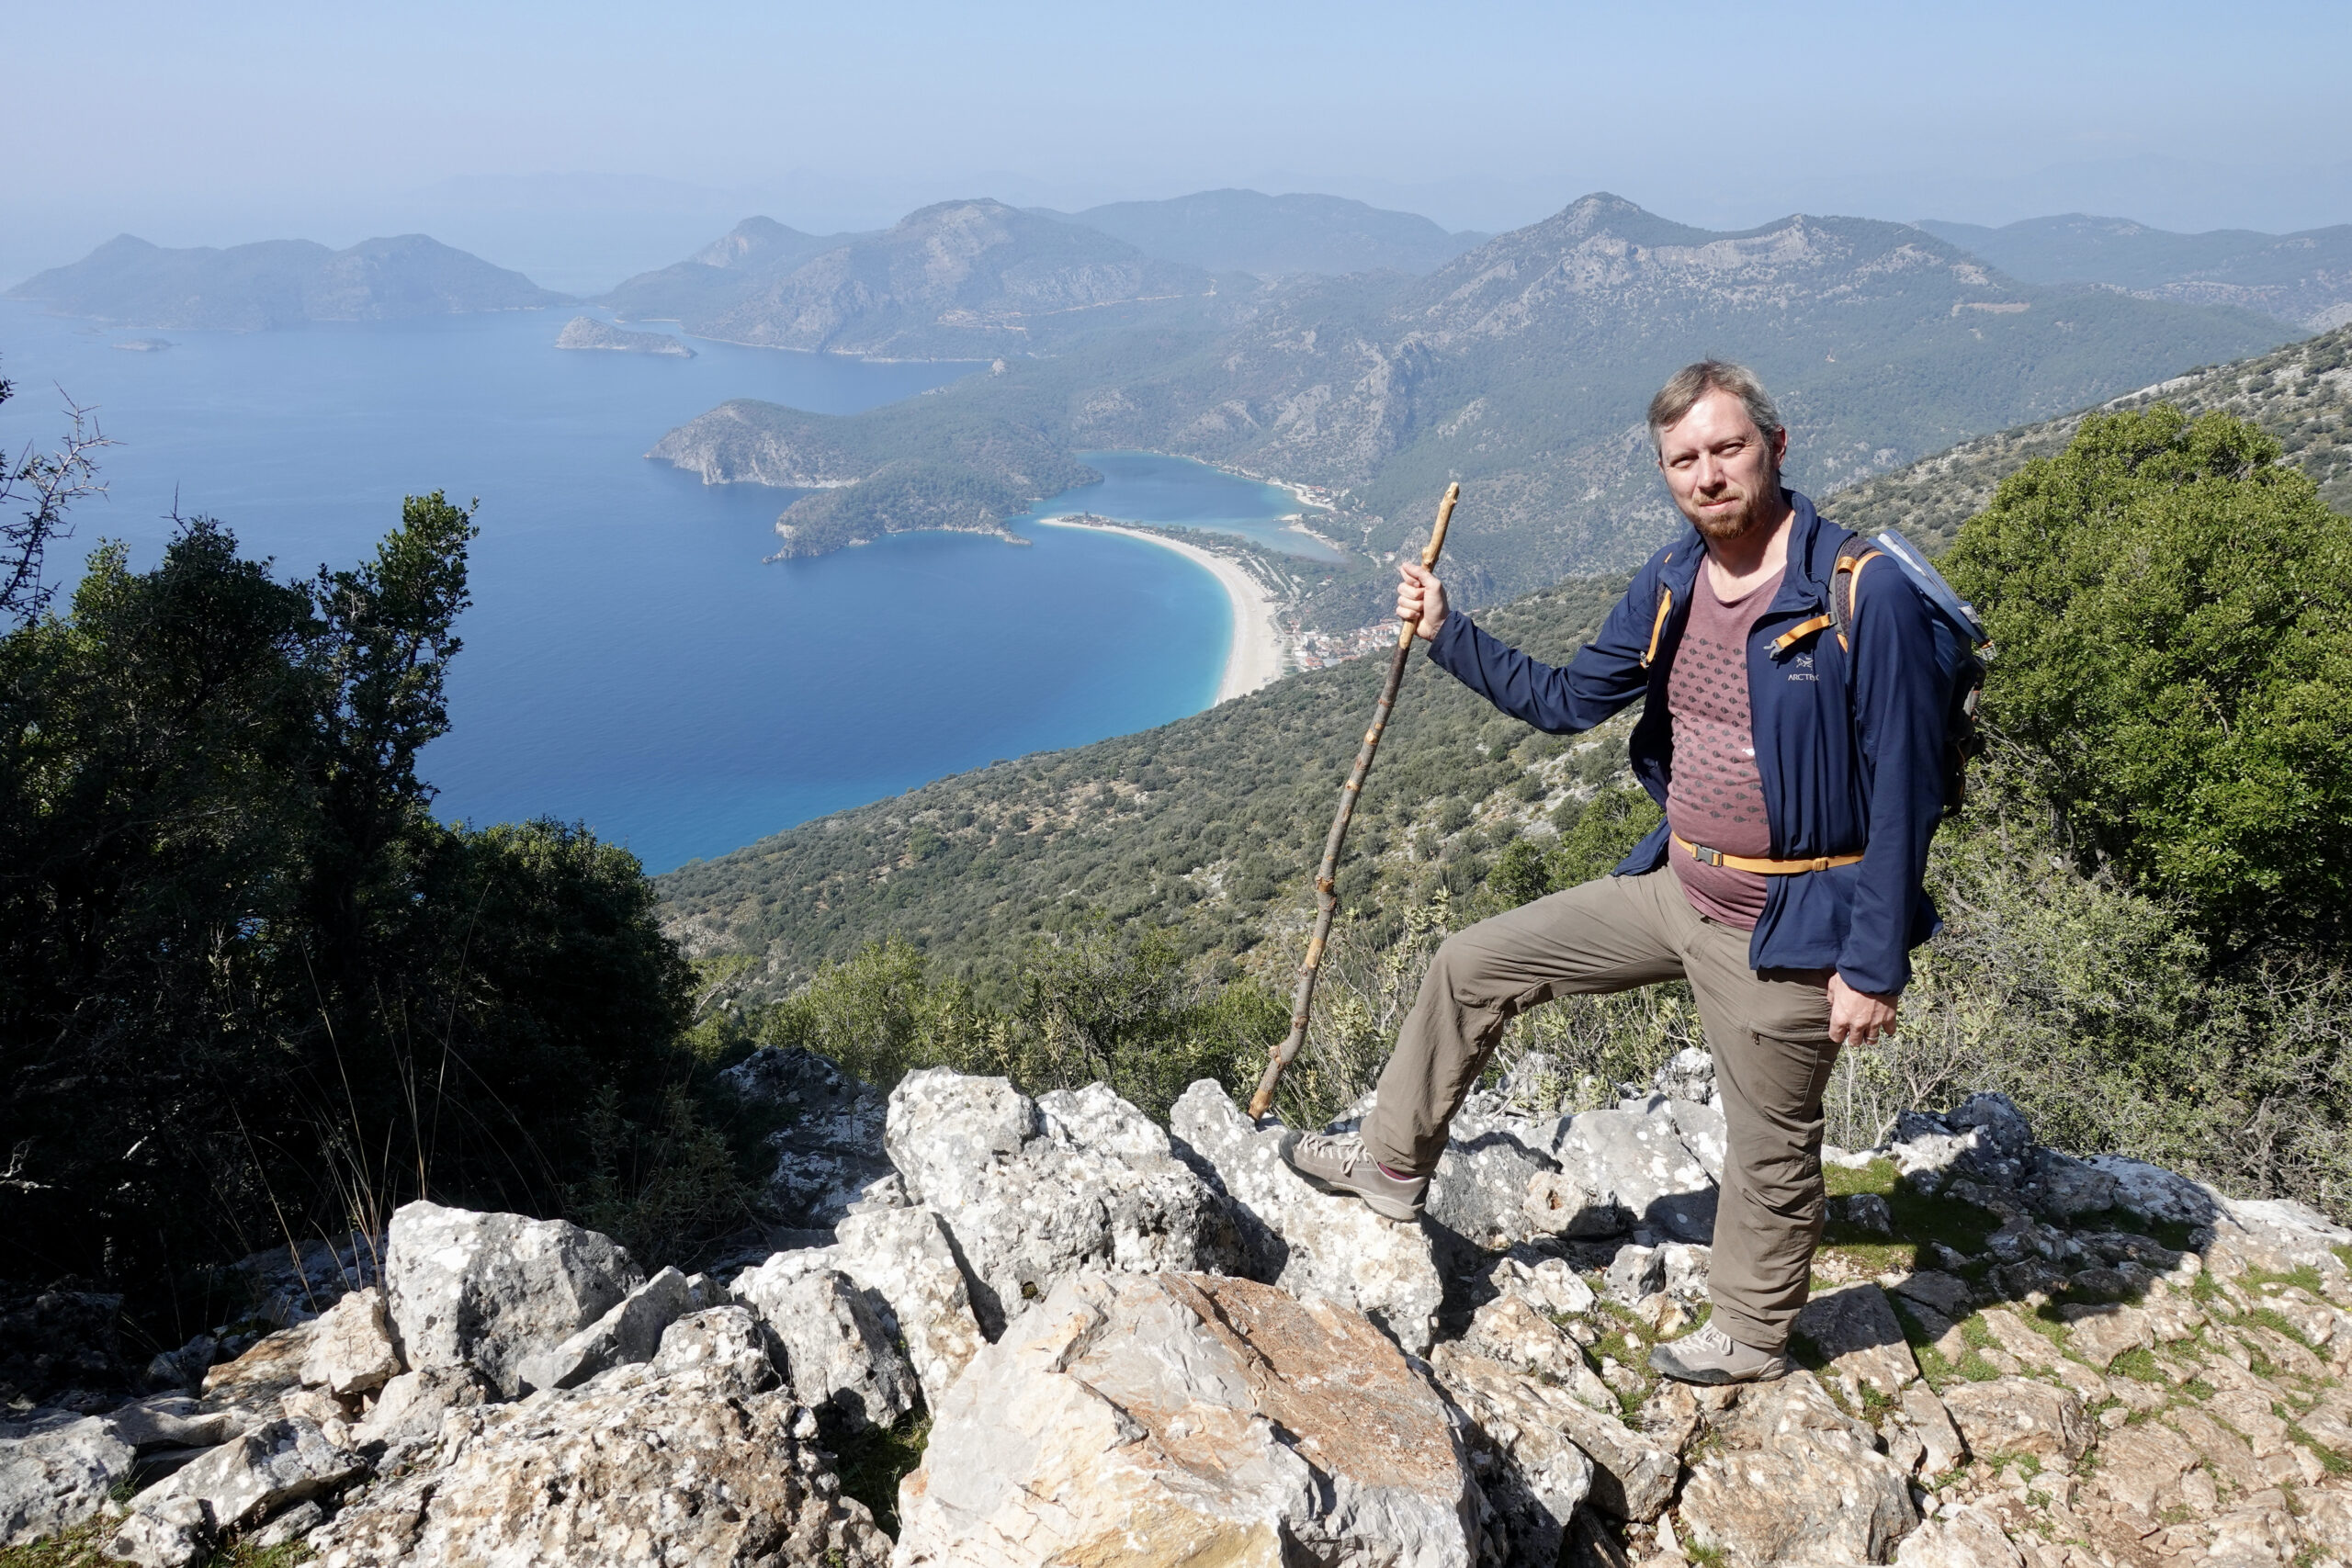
[1247,481,1460,1121]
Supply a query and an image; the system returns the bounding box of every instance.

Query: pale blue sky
[7,0,2349,289]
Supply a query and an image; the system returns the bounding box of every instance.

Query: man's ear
[1771,427,1789,467]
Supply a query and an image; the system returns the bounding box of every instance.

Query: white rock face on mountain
[894,1270,1476,1568]
[514,1266,693,1393]
[314,1307,890,1568]
[1170,1078,1443,1354]
[885,1069,1241,1335]
[383,1200,641,1398]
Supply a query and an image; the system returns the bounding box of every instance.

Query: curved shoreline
[1030,517,1286,704]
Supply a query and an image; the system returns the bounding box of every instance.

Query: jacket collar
[1675,489,1838,618]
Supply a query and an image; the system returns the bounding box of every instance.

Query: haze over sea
[0,303,1311,871]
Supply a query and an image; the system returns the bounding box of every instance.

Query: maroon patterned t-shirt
[1665,563,1784,929]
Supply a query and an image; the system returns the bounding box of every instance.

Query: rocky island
[554,314,695,356]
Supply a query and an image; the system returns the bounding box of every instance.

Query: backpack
[1826,531,1992,818]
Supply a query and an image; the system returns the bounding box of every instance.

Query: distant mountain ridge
[604,199,1231,358]
[1040,189,1487,277]
[1918,214,2352,331]
[653,192,2292,620]
[6,233,566,329]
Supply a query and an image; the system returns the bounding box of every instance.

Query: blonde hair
[1647,360,1783,456]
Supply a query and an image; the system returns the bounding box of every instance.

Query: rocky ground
[6,1045,2351,1567]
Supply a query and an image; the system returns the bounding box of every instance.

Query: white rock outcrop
[731,1251,918,1430]
[383,1200,641,1398]
[894,1270,1477,1568]
[0,1413,136,1548]
[885,1070,1241,1335]
[514,1266,693,1393]
[313,1306,889,1568]
[1170,1079,1442,1354]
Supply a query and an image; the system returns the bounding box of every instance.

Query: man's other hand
[1396,562,1449,641]
[1826,972,1899,1047]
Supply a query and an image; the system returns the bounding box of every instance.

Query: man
[1282,361,1947,1384]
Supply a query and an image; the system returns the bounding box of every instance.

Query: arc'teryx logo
[1788,651,1816,682]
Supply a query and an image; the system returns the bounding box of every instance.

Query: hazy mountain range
[1034,189,1487,277]
[4,233,564,330]
[1918,214,2352,331]
[650,192,2292,616]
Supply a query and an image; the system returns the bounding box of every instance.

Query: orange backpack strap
[1831,546,1883,653]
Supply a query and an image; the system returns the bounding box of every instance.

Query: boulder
[1430,1333,1676,1522]
[1424,1348,1595,1563]
[515,1266,693,1393]
[720,1044,897,1230]
[1792,1283,1919,1405]
[1423,1103,1565,1248]
[198,1319,320,1419]
[1939,1378,2090,1461]
[895,1271,1477,1567]
[0,1412,137,1547]
[1680,1371,1917,1564]
[731,1253,917,1431]
[1892,1504,2023,1567]
[2020,1148,2119,1221]
[383,1200,641,1398]
[1891,1269,1973,1320]
[1550,1103,1716,1242]
[1489,1251,1597,1318]
[142,1336,218,1393]
[831,1203,988,1409]
[352,1365,490,1454]
[107,1416,366,1567]
[103,1397,244,1452]
[1170,1080,1442,1354]
[2083,1156,2222,1227]
[887,1071,1240,1337]
[1603,1243,1664,1306]
[297,1285,400,1397]
[312,1307,889,1568]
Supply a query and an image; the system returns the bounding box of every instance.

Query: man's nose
[1693,453,1724,490]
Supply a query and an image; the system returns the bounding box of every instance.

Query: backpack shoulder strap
[1826,537,1883,655]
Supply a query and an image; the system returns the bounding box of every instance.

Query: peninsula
[1032,515,1286,703]
[556,315,695,355]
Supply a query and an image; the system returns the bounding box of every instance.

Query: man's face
[1656,389,1788,542]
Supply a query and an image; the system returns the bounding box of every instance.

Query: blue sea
[0,304,1322,872]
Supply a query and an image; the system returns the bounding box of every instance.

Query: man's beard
[1685,474,1779,542]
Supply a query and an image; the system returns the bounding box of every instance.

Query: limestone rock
[1666,1097,1727,1183]
[2082,1155,2222,1228]
[731,1254,916,1431]
[2083,1418,2198,1516]
[2053,1301,2154,1368]
[1603,1243,1664,1306]
[1652,1046,1717,1106]
[1550,1104,1716,1242]
[1892,1270,1973,1320]
[1899,1384,1967,1477]
[720,1044,896,1230]
[1680,1371,1917,1564]
[1425,1101,1565,1248]
[0,1413,137,1547]
[1939,1378,2090,1461]
[1792,1283,1919,1405]
[313,1307,888,1568]
[353,1364,490,1454]
[1432,1349,1677,1522]
[103,1397,243,1452]
[1425,1348,1595,1563]
[383,1201,641,1398]
[1523,1169,1633,1238]
[2020,1148,2119,1221]
[888,1071,1240,1337]
[515,1266,692,1393]
[198,1319,320,1420]
[895,1270,1477,1567]
[1170,1079,1442,1354]
[108,1416,366,1566]
[297,1285,399,1397]
[1891,1504,2022,1567]
[227,1231,381,1329]
[1490,1251,1597,1317]
[831,1203,987,1408]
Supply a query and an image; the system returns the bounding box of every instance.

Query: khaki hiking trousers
[1363,867,1840,1352]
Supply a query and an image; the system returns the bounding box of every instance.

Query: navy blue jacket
[1428,490,1945,994]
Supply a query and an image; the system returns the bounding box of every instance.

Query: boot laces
[1295,1131,1364,1173]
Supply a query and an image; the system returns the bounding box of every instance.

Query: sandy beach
[1033,517,1286,704]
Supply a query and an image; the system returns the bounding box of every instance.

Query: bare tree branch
[1,381,112,625]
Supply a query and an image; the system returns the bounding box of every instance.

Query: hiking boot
[1278,1130,1428,1222]
[1647,1323,1787,1385]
